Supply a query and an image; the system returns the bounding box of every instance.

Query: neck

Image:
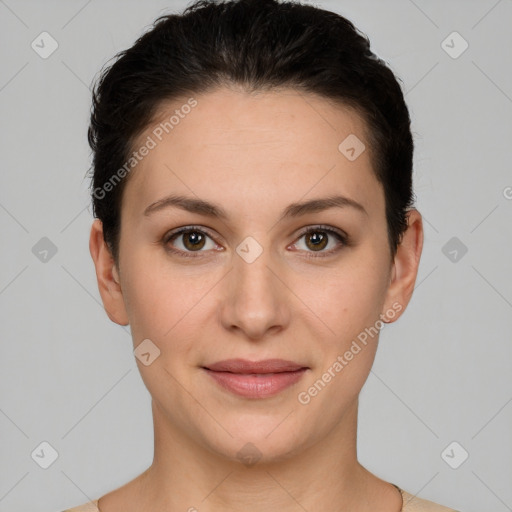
[135,398,386,512]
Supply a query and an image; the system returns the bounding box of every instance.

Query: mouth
[202,359,309,399]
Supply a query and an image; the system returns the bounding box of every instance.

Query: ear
[381,209,424,323]
[89,219,129,326]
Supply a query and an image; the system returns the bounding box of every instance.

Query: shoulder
[401,489,460,511]
[61,499,100,512]
[60,490,461,512]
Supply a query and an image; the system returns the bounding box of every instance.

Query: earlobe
[381,209,424,323]
[89,219,130,326]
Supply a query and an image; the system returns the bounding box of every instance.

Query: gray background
[1,0,511,511]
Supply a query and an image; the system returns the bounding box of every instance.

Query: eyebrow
[143,193,368,220]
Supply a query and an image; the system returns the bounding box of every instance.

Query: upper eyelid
[297,225,347,238]
[165,225,218,243]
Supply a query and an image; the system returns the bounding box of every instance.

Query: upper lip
[203,358,307,374]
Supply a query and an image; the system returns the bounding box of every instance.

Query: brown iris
[182,231,207,251]
[305,230,328,251]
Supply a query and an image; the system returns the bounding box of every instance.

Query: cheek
[294,259,388,343]
[123,276,172,343]
[121,255,216,351]
[294,265,387,414]
[120,255,177,340]
[122,266,207,402]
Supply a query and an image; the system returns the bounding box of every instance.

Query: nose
[219,241,290,341]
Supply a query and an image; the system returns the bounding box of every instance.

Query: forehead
[122,87,383,222]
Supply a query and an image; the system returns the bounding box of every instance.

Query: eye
[163,224,349,259]
[290,225,348,258]
[163,226,220,258]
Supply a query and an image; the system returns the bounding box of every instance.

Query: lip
[204,358,306,373]
[202,359,308,399]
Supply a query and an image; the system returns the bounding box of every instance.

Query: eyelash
[162,224,349,259]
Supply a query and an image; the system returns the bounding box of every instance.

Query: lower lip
[203,368,307,398]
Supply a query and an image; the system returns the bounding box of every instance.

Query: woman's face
[92,87,421,464]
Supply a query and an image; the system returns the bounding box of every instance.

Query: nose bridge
[235,243,276,295]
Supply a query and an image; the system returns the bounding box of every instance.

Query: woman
[66,0,460,510]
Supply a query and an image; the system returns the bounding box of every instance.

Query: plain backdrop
[0,1,511,511]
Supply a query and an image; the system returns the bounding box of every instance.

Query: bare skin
[89,86,423,512]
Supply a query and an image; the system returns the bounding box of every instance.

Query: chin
[200,414,311,467]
